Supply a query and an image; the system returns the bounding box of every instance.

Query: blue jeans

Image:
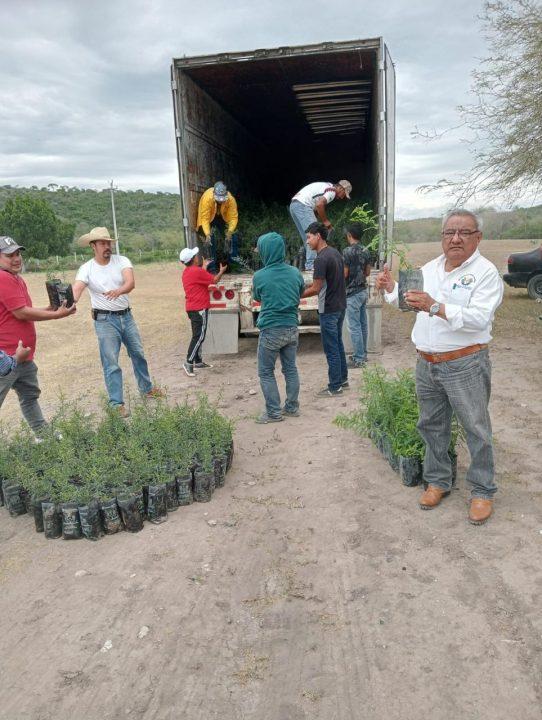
[257,326,300,418]
[94,311,153,406]
[346,290,369,363]
[416,349,497,499]
[319,311,347,391]
[289,201,317,270]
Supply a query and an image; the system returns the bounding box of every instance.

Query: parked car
[503,245,542,299]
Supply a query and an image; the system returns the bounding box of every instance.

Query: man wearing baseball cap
[72,227,163,416]
[0,236,76,434]
[179,247,227,377]
[289,180,352,271]
[196,181,239,271]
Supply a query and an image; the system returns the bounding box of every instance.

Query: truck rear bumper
[503,273,527,288]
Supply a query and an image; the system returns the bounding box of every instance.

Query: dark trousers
[187,309,209,364]
[319,310,348,391]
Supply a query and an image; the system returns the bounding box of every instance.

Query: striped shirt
[0,350,15,376]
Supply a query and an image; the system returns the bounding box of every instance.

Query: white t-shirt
[76,255,133,311]
[292,182,336,209]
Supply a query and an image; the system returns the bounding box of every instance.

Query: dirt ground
[1,238,541,720]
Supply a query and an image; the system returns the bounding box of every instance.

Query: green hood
[257,232,286,267]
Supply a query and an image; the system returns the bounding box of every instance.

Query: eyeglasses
[441,229,480,239]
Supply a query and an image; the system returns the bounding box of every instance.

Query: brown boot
[419,485,450,510]
[469,498,493,525]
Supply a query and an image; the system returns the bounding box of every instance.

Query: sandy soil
[0,238,541,720]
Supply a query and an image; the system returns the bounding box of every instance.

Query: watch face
[430,303,440,315]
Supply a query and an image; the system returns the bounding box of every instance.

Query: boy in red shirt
[179,247,226,377]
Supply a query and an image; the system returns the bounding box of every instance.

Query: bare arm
[213,263,227,283]
[72,280,87,302]
[365,264,372,277]
[11,304,76,321]
[103,268,135,300]
[301,277,324,299]
[314,198,331,227]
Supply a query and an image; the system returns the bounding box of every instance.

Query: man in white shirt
[72,227,163,416]
[289,180,352,271]
[376,209,504,525]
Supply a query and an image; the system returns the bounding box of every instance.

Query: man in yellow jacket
[196,181,239,271]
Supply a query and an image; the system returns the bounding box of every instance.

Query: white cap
[179,247,199,263]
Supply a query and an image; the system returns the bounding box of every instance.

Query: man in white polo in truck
[72,227,163,416]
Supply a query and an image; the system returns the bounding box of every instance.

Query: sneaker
[145,387,166,399]
[183,362,195,377]
[255,413,284,424]
[315,386,343,397]
[341,381,350,388]
[347,359,366,369]
[194,361,213,369]
[283,408,300,417]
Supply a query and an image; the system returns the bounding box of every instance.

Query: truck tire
[527,274,542,299]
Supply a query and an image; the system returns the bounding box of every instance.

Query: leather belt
[92,308,131,319]
[417,343,488,364]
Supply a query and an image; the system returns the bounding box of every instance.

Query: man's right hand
[375,263,395,293]
[54,302,77,318]
[14,340,31,363]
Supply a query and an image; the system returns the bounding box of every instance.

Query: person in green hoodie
[252,232,305,424]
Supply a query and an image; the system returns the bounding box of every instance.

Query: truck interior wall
[177,47,380,238]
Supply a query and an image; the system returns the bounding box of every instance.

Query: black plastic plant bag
[165,479,179,511]
[147,485,168,524]
[134,489,145,519]
[398,269,424,311]
[61,502,82,540]
[100,498,124,534]
[226,440,234,472]
[399,456,423,487]
[42,502,62,539]
[3,483,27,517]
[0,481,4,506]
[79,500,103,540]
[176,473,193,506]
[193,468,213,503]
[117,493,144,532]
[31,496,49,533]
[213,456,226,489]
[21,487,33,514]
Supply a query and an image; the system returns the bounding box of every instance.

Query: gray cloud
[1,0,539,217]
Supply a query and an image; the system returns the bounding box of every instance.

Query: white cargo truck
[171,38,395,353]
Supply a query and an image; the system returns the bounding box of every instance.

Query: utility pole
[109,180,120,255]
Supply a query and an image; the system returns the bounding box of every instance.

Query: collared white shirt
[384,249,504,352]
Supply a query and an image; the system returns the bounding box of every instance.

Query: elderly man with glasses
[376,210,503,525]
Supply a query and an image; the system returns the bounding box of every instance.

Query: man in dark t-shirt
[343,222,372,367]
[301,222,348,396]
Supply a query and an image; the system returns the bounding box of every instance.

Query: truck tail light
[225,289,235,300]
[212,289,222,300]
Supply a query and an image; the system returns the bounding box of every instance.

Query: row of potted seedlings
[336,366,461,487]
[0,396,234,540]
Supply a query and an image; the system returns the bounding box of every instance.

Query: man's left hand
[404,291,435,312]
[218,263,227,273]
[103,289,124,300]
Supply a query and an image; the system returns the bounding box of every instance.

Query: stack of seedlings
[0,396,234,541]
[335,366,461,486]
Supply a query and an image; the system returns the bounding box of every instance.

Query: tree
[0,195,74,258]
[417,0,542,205]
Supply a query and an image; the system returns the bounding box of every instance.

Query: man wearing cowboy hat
[196,181,239,271]
[72,227,163,416]
[0,235,76,434]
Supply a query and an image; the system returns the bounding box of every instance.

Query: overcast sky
[1,0,538,219]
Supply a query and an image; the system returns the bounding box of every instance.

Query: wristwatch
[429,302,441,317]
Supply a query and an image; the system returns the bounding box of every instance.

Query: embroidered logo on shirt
[453,274,475,290]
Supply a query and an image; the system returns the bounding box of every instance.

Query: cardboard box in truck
[171,38,395,351]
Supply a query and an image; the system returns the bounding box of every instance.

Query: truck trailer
[171,38,395,353]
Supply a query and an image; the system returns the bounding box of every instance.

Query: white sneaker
[183,362,195,377]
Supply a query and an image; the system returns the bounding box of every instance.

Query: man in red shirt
[179,247,226,377]
[0,236,76,434]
